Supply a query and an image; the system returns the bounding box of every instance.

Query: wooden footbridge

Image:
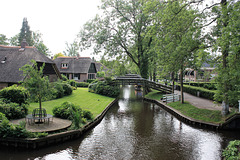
[113,74,172,94]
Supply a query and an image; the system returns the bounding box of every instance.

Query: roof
[94,62,108,72]
[0,45,55,83]
[54,57,95,74]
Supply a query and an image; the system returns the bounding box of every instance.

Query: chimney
[21,39,28,49]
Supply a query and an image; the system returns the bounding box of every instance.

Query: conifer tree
[18,17,34,46]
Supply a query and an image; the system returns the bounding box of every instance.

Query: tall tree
[213,0,240,115]
[18,17,34,46]
[0,34,9,45]
[63,41,80,57]
[32,31,50,56]
[152,0,205,103]
[78,0,154,79]
[20,60,52,111]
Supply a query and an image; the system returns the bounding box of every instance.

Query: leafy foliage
[0,119,48,138]
[20,60,53,110]
[76,82,89,88]
[0,100,28,119]
[222,140,240,159]
[89,80,120,98]
[0,85,29,105]
[0,34,9,45]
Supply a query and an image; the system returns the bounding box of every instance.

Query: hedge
[0,85,29,105]
[76,82,89,88]
[183,82,217,90]
[176,84,216,101]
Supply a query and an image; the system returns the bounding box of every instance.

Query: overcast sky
[0,0,101,57]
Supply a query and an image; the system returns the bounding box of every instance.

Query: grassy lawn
[144,89,164,100]
[145,90,235,124]
[29,88,115,117]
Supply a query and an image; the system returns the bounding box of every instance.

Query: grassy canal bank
[144,90,236,124]
[29,88,115,117]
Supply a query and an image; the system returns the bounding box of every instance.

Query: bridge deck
[114,76,172,93]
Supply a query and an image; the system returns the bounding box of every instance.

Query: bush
[89,81,120,98]
[87,79,96,83]
[53,82,65,98]
[76,82,89,88]
[0,85,29,105]
[182,82,217,90]
[176,84,216,101]
[69,80,77,87]
[0,112,7,121]
[222,140,240,159]
[61,74,69,81]
[62,83,73,96]
[83,110,93,121]
[52,102,82,119]
[0,100,28,119]
[0,119,47,138]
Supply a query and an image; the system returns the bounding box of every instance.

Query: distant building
[54,56,97,82]
[184,62,217,82]
[0,41,61,90]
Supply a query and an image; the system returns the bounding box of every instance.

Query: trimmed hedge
[183,82,217,90]
[176,84,216,101]
[0,85,29,105]
[76,82,89,88]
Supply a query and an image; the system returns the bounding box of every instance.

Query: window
[61,63,68,68]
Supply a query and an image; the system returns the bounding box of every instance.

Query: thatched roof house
[54,56,97,82]
[0,42,61,90]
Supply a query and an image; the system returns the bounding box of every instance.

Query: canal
[1,85,240,160]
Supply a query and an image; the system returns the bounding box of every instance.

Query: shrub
[83,110,93,121]
[53,82,64,98]
[61,74,69,81]
[182,82,217,90]
[0,85,29,105]
[0,112,7,121]
[89,81,120,98]
[222,140,240,159]
[76,82,89,88]
[0,119,47,138]
[52,102,82,119]
[69,80,77,87]
[0,100,28,119]
[62,83,73,96]
[176,84,216,101]
[87,79,96,83]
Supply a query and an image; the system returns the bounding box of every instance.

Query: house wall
[80,73,88,82]
[0,83,8,90]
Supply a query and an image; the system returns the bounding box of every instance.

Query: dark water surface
[1,85,240,160]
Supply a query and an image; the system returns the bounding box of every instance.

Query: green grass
[144,89,164,100]
[29,88,115,117]
[168,101,235,124]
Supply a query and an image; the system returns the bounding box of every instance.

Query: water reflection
[0,85,240,160]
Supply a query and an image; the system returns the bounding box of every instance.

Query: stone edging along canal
[144,97,240,130]
[0,99,119,149]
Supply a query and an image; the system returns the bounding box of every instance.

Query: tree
[18,17,34,46]
[0,34,9,45]
[78,0,154,79]
[9,35,19,46]
[32,31,50,56]
[212,0,240,115]
[151,0,205,103]
[53,52,65,59]
[63,41,80,57]
[19,60,52,111]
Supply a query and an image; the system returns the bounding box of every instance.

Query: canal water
[1,85,240,160]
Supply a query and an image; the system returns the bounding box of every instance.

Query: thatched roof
[0,45,56,83]
[54,57,97,74]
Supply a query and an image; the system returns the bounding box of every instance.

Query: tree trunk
[172,72,175,94]
[221,0,229,115]
[180,68,184,103]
